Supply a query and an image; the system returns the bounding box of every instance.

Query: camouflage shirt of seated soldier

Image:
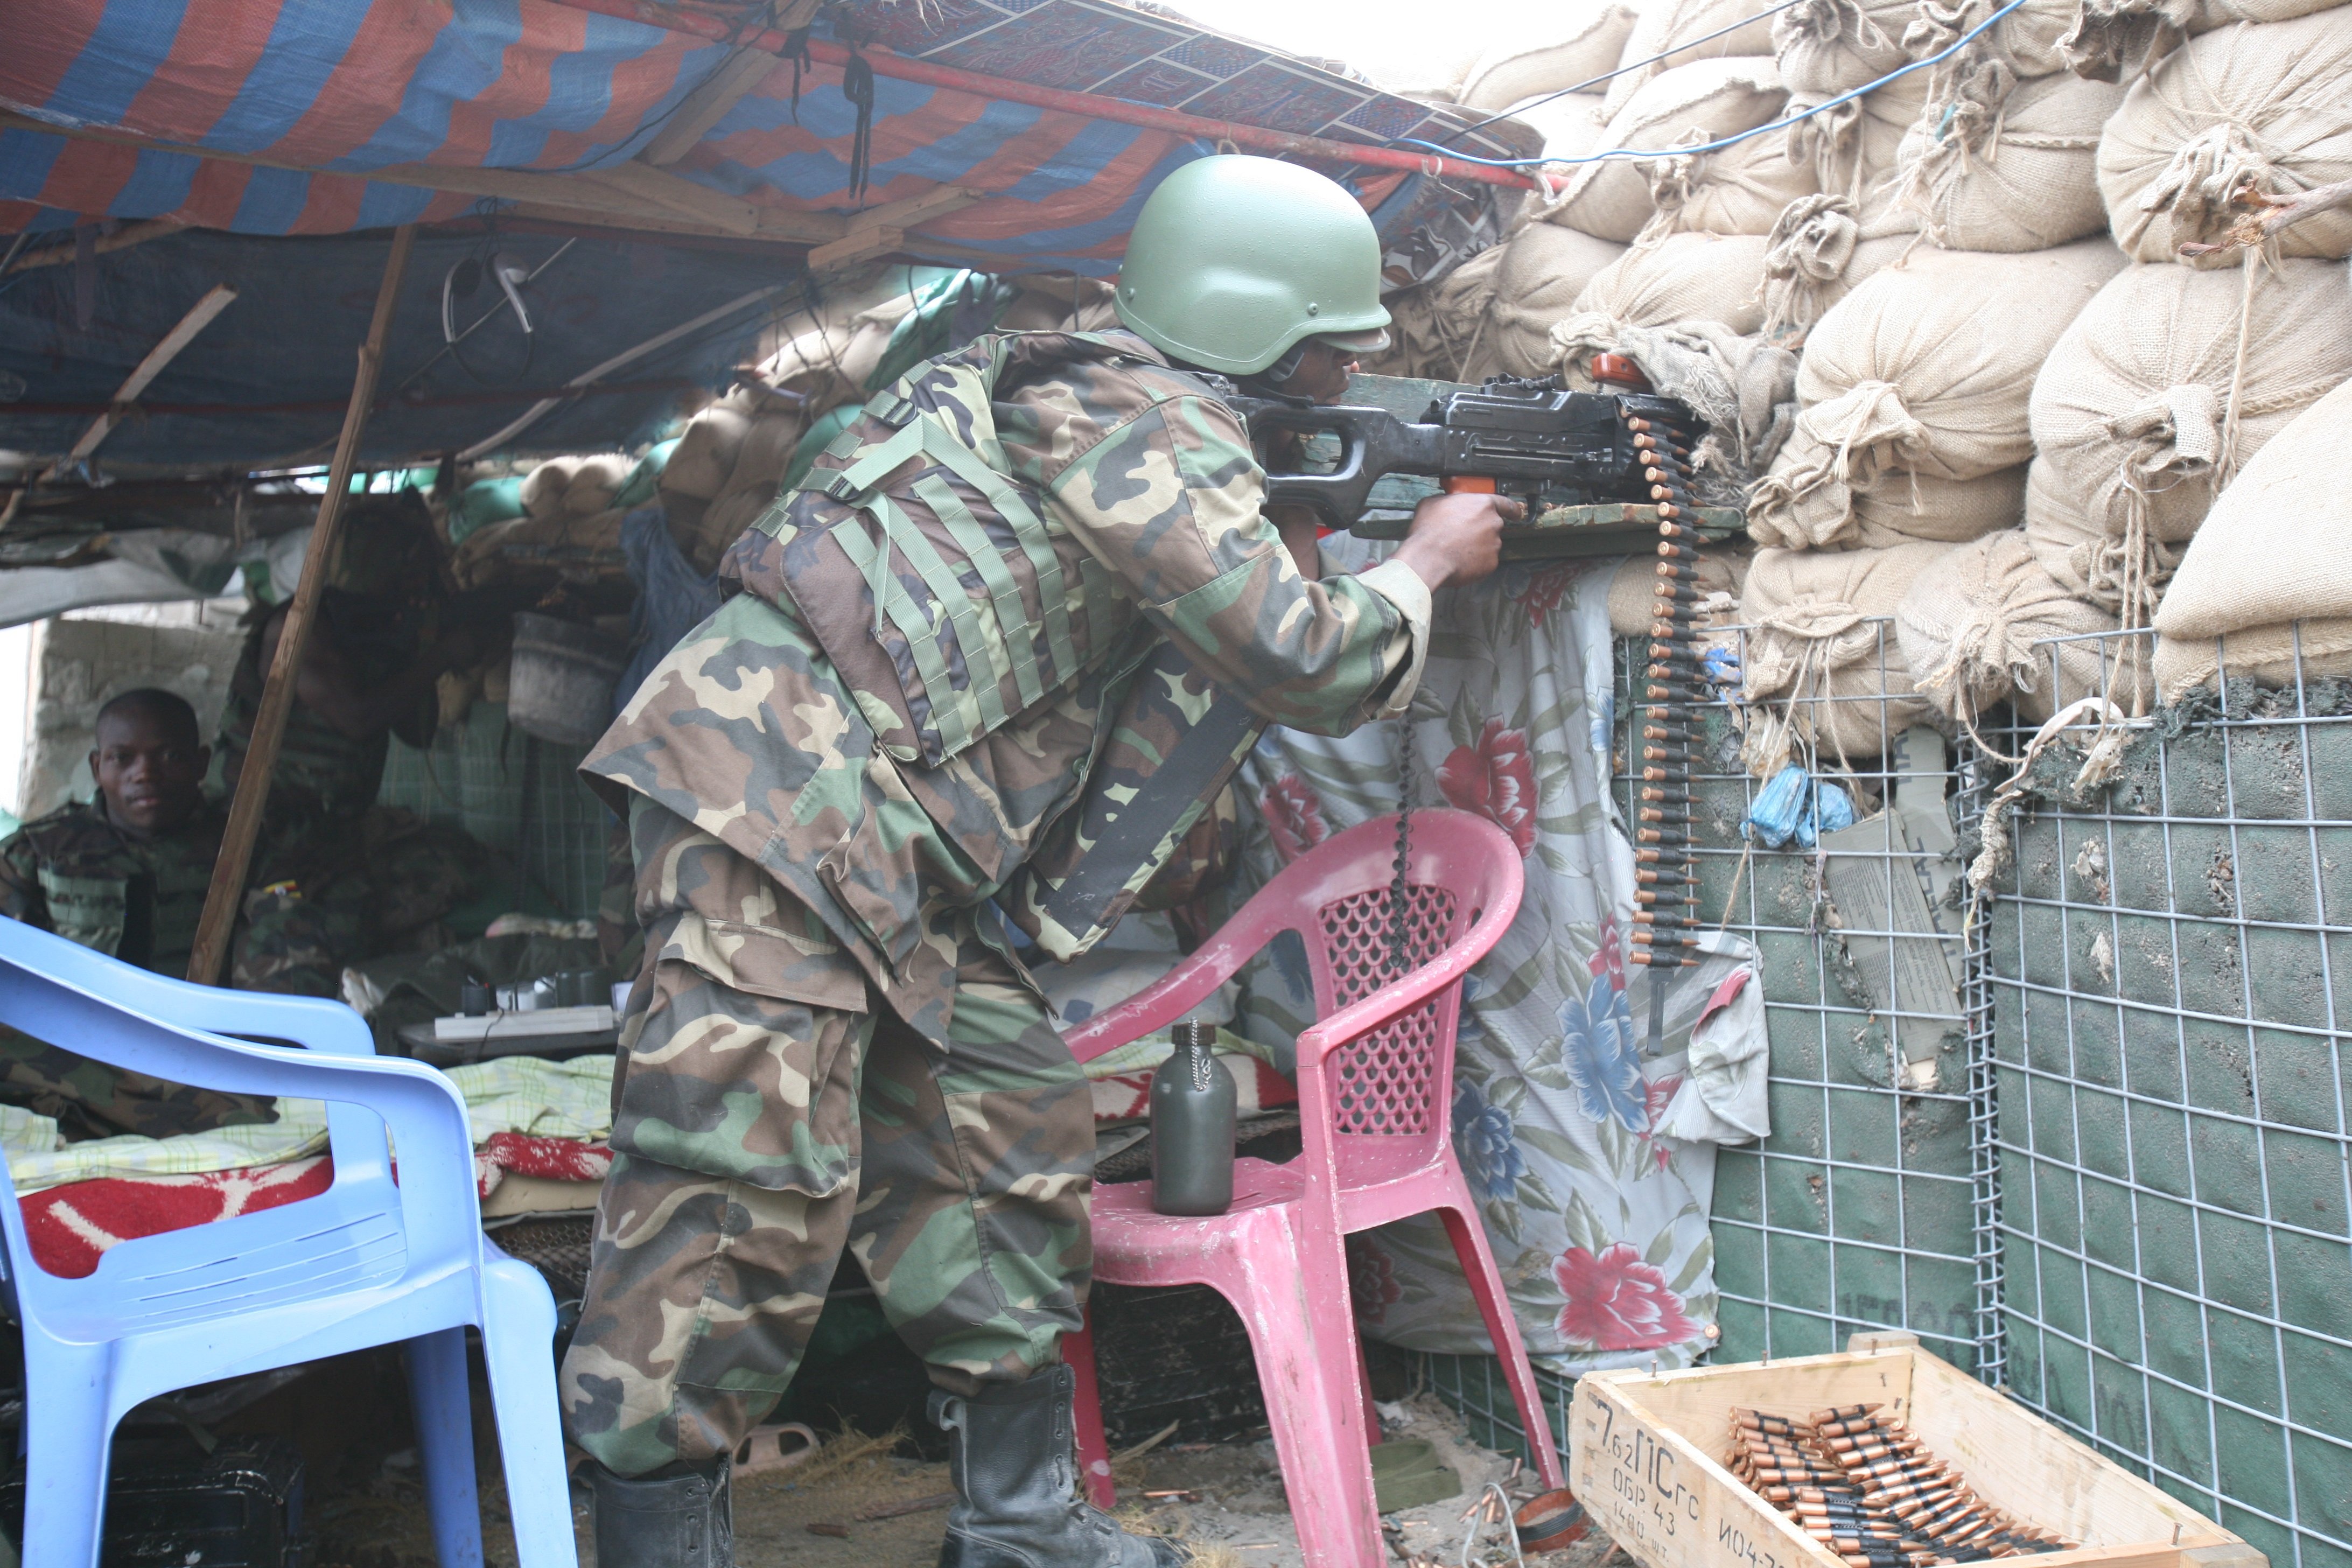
[0,689,272,1140]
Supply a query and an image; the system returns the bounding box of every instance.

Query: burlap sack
[715,405,809,513]
[1758,198,1914,339]
[1638,125,1823,241]
[660,402,752,502]
[2097,8,2352,265]
[1894,70,2126,252]
[1903,0,2080,81]
[1749,240,2124,549]
[1896,528,2148,727]
[2026,257,2352,620]
[1842,464,2029,549]
[1572,232,1772,333]
[2062,0,2350,80]
[518,456,582,519]
[1606,0,1786,116]
[996,275,1119,333]
[1462,3,1642,110]
[1786,71,1932,235]
[1738,541,1958,766]
[2153,377,2352,698]
[1516,92,1613,165]
[1362,245,1509,382]
[1774,0,1919,93]
[1551,316,1800,486]
[520,454,629,520]
[1545,59,1788,242]
[1607,544,1753,636]
[1481,225,1631,376]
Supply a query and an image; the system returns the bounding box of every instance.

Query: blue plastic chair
[0,918,579,1568]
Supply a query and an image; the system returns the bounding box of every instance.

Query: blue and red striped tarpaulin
[2,0,1525,276]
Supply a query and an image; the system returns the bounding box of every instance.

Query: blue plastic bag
[1742,765,1856,850]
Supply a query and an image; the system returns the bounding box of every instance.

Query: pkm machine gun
[1223,364,1739,557]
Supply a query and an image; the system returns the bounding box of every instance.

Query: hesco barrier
[1424,627,2350,1568]
[1982,634,2352,1568]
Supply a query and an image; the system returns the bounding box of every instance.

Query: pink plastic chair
[1062,810,1565,1566]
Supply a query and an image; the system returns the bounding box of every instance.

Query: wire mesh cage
[1612,621,1992,1376]
[1978,625,2352,1568]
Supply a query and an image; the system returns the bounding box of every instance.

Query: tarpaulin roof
[1,0,1531,277]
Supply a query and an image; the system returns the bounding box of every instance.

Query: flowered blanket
[1226,544,1758,1377]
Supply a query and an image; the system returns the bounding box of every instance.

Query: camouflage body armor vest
[729,330,1264,957]
[742,331,1133,768]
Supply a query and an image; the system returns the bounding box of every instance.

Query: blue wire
[1395,0,2030,169]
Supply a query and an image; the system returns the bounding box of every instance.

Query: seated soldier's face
[91,708,209,837]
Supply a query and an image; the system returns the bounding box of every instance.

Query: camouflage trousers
[558,995,1096,1478]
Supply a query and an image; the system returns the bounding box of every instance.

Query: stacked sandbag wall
[1367,0,2352,760]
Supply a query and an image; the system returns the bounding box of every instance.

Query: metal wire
[1979,624,2352,1568]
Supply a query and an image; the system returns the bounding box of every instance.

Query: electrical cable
[1402,0,1808,151]
[1392,0,2027,169]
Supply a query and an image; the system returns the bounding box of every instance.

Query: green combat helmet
[1113,154,1392,376]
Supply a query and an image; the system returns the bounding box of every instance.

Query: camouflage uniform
[0,800,274,1138]
[564,329,1430,1475]
[232,808,486,997]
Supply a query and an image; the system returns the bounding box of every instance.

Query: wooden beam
[3,217,185,274]
[52,283,237,474]
[187,226,415,988]
[807,184,985,270]
[807,225,903,272]
[573,159,762,234]
[639,47,780,166]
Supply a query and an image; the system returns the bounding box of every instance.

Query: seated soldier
[0,689,271,1139]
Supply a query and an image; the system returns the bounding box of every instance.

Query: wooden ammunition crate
[1571,1334,2262,1568]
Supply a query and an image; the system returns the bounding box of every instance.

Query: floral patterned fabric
[1223,544,1759,1377]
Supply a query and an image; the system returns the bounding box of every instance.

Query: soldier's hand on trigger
[1393,488,1524,589]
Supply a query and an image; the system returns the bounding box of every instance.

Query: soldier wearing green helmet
[563,154,1521,1568]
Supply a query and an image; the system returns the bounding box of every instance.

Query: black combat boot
[933,1365,1187,1567]
[584,1456,734,1568]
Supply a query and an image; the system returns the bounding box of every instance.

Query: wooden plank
[1902,1350,2243,1553]
[186,227,415,987]
[575,159,762,234]
[846,183,983,234]
[3,216,185,274]
[55,282,237,471]
[639,47,779,165]
[806,223,903,272]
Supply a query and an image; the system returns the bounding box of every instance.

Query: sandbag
[1462,3,1642,111]
[1738,541,1958,766]
[1362,245,1508,382]
[1606,0,1785,116]
[2153,377,2352,697]
[1481,225,1630,376]
[1774,0,1918,93]
[679,488,773,580]
[519,456,582,519]
[660,402,752,502]
[1903,0,2080,81]
[1545,58,1788,242]
[1749,240,2124,549]
[1639,125,1823,241]
[1516,92,1614,165]
[1571,232,1772,333]
[1786,72,1932,235]
[1758,198,1913,339]
[2026,257,2352,620]
[1896,528,2146,727]
[1894,71,2126,251]
[1607,544,1752,636]
[715,405,810,510]
[1840,464,2029,548]
[2097,9,2352,264]
[2062,0,2351,80]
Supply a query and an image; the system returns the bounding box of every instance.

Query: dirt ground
[441,1394,1628,1568]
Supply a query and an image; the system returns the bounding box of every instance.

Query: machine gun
[1226,366,1742,558]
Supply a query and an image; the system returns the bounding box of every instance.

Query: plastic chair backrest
[0,918,482,1327]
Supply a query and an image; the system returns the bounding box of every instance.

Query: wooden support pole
[52,282,239,476]
[186,225,415,986]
